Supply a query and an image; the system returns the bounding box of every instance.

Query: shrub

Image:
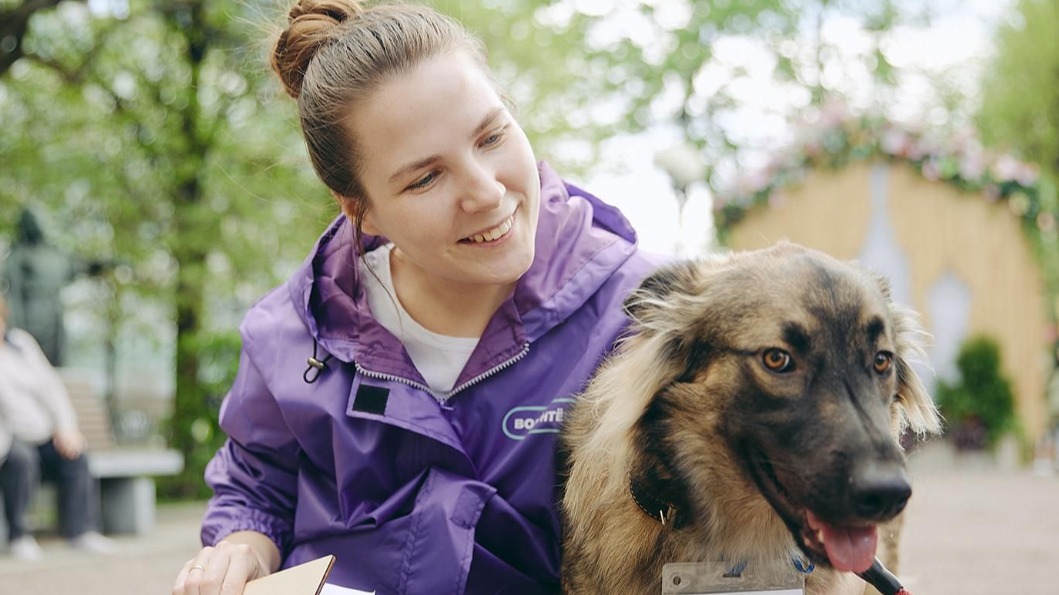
[935,335,1018,450]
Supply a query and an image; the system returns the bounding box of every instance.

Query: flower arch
[714,114,1047,244]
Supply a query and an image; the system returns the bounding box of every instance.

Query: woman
[172,1,662,593]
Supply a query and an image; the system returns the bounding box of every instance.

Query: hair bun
[272,0,365,99]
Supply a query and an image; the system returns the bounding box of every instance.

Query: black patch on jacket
[353,384,389,415]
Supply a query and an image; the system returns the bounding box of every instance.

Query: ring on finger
[190,565,207,572]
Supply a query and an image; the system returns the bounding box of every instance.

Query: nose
[849,461,911,520]
[459,162,505,212]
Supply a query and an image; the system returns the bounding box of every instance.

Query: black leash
[858,558,910,595]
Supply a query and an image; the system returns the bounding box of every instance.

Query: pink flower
[921,158,941,181]
[881,130,910,157]
[991,155,1025,183]
[959,151,987,181]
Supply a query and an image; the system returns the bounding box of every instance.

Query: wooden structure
[724,160,1051,445]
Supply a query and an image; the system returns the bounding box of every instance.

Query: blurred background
[1,0,1058,582]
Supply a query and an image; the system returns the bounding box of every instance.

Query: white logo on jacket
[502,397,574,440]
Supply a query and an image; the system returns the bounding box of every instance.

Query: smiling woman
[346,51,542,338]
[169,1,664,594]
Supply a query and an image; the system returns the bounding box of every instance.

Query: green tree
[534,0,945,188]
[978,0,1059,186]
[0,0,68,76]
[1,0,333,497]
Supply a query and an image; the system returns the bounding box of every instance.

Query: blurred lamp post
[654,142,706,256]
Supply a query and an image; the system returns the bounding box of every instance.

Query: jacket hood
[286,162,639,385]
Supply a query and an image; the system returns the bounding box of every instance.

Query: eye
[762,348,794,373]
[873,351,894,375]
[480,125,508,148]
[407,170,438,191]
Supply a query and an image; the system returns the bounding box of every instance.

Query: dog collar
[629,474,686,529]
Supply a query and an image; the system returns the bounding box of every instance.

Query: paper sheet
[243,555,335,595]
[238,553,374,595]
[320,584,375,595]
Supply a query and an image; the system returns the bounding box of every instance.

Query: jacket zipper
[353,342,531,401]
[354,363,433,394]
[446,342,531,398]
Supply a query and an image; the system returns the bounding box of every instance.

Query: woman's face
[346,51,540,294]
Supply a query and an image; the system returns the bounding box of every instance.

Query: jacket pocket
[398,467,497,595]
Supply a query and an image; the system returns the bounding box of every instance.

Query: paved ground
[0,442,1056,595]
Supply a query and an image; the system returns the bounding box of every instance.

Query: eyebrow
[387,107,507,185]
[781,321,812,353]
[865,316,886,343]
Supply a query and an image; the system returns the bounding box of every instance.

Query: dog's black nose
[850,463,911,520]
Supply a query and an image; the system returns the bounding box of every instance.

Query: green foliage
[978,0,1059,182]
[158,329,242,500]
[551,0,936,187]
[935,336,1019,449]
[1,0,332,498]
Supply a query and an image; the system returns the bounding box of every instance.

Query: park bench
[63,375,185,535]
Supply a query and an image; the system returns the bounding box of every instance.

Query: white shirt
[0,328,79,455]
[359,244,479,399]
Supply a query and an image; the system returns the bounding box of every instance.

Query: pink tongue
[806,511,878,573]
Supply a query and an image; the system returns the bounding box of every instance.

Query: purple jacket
[201,162,661,594]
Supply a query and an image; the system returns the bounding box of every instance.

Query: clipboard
[243,555,335,595]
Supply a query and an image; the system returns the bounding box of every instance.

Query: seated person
[0,294,113,558]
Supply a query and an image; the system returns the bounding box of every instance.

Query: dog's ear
[857,265,943,438]
[623,259,718,382]
[574,259,714,492]
[624,259,703,320]
[889,300,943,438]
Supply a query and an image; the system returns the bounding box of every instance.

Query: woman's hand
[172,532,280,595]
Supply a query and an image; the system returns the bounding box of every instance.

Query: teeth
[467,217,512,243]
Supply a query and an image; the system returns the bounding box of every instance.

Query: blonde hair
[272,0,489,231]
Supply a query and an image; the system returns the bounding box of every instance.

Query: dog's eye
[762,349,794,372]
[873,352,894,375]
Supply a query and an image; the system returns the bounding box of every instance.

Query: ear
[889,300,943,438]
[624,258,705,319]
[331,191,381,236]
[571,257,722,502]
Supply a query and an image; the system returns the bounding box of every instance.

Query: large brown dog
[560,243,941,595]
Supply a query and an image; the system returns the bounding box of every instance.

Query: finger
[198,551,233,595]
[218,544,260,595]
[172,558,197,595]
[54,438,79,460]
[59,443,79,459]
[178,548,216,595]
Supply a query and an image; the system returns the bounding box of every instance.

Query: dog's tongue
[805,511,877,573]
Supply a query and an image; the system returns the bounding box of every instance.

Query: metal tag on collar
[660,505,676,526]
[662,561,804,594]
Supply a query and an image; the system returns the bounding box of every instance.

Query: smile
[464,215,513,244]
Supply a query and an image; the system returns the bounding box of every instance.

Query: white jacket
[0,328,78,459]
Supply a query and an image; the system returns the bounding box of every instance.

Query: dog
[559,242,941,595]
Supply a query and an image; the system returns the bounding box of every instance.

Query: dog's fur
[560,243,941,595]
